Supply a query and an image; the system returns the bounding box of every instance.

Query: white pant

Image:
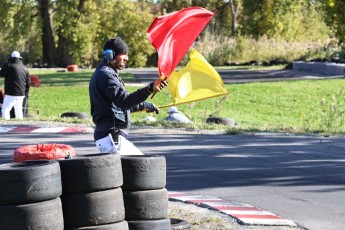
[1,95,25,120]
[95,134,143,155]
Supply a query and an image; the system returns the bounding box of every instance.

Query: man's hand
[139,102,160,114]
[148,79,168,93]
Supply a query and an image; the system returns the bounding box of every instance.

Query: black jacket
[89,61,151,141]
[0,58,30,96]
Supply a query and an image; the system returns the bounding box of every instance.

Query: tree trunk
[229,0,238,37]
[38,0,56,67]
[56,30,71,67]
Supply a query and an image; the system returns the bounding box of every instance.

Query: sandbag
[14,143,75,162]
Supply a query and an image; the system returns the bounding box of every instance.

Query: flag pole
[150,90,158,99]
[157,92,229,109]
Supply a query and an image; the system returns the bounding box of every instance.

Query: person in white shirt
[163,106,193,123]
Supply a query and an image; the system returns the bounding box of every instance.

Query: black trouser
[110,129,120,145]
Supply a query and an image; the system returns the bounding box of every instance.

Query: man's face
[111,53,128,70]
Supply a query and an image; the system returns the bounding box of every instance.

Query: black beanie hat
[103,37,129,56]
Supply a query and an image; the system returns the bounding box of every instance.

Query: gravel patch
[168,201,305,230]
[0,120,91,128]
[168,201,238,229]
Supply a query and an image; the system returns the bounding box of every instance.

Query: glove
[148,79,168,93]
[139,102,160,114]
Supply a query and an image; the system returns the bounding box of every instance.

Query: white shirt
[163,112,192,123]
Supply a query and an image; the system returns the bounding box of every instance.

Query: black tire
[58,153,123,194]
[61,188,125,228]
[123,188,168,220]
[65,220,129,230]
[170,218,191,230]
[127,218,171,230]
[121,155,166,191]
[61,112,90,119]
[0,160,62,204]
[0,197,64,230]
[206,117,237,126]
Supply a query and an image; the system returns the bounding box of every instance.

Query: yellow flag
[160,50,228,108]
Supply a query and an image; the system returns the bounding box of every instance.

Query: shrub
[194,32,339,65]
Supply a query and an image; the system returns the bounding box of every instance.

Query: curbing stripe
[0,126,92,133]
[168,191,298,227]
[229,213,283,219]
[8,126,39,132]
[201,201,252,207]
[0,126,13,132]
[31,127,66,133]
[59,127,89,133]
[213,206,261,211]
[236,218,297,226]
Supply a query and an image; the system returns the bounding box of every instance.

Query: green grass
[0,69,134,123]
[145,78,345,135]
[28,69,135,86]
[2,68,345,135]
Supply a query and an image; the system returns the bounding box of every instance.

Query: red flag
[147,6,215,79]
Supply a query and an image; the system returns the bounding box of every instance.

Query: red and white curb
[168,191,297,227]
[0,126,93,133]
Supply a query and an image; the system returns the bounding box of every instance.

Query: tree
[53,0,99,67]
[93,0,155,67]
[321,0,345,44]
[0,0,339,66]
[0,0,155,67]
[241,0,330,42]
[0,0,97,67]
[156,0,236,37]
[0,0,41,64]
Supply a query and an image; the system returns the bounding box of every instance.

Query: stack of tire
[0,160,64,229]
[58,153,128,229]
[121,155,171,230]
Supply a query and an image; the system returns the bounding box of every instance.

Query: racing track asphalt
[125,67,344,84]
[1,127,345,230]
